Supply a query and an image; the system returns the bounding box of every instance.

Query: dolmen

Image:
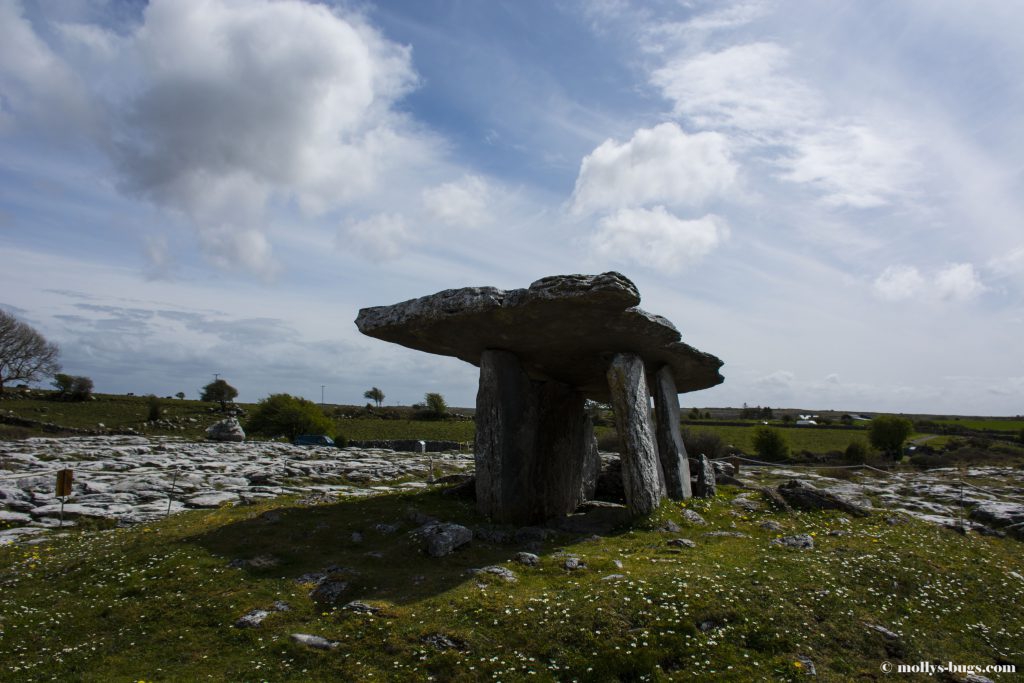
[355,272,723,524]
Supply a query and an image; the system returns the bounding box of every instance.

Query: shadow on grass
[183,488,635,607]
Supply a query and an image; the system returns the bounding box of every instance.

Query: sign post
[55,469,73,528]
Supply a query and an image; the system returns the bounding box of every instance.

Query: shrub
[175,392,186,400]
[752,426,789,461]
[245,393,333,440]
[417,392,448,419]
[200,379,238,410]
[52,373,93,401]
[682,429,727,460]
[844,440,869,464]
[146,395,162,422]
[868,415,913,460]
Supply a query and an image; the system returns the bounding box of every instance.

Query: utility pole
[321,384,326,408]
[213,373,220,382]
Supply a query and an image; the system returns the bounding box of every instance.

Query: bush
[146,395,162,422]
[245,394,333,440]
[415,392,449,420]
[844,440,869,464]
[752,426,789,461]
[682,429,727,460]
[52,373,93,401]
[200,379,238,410]
[868,415,913,460]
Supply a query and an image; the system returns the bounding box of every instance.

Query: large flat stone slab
[355,272,723,400]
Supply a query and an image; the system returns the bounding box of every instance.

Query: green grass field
[684,424,869,455]
[1,488,1021,681]
[935,419,1024,433]
[331,418,476,443]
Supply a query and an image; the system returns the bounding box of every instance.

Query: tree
[752,426,789,461]
[200,379,238,410]
[245,393,333,440]
[52,373,94,401]
[0,310,60,392]
[424,392,448,418]
[844,440,869,464]
[146,395,162,422]
[176,392,186,400]
[868,415,913,460]
[363,387,385,408]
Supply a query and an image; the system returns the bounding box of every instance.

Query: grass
[935,419,1024,433]
[330,418,475,443]
[1,487,1022,681]
[686,425,867,455]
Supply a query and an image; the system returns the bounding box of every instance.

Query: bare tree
[0,310,60,392]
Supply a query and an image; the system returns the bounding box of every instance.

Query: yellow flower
[793,661,803,669]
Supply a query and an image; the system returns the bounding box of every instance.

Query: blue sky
[1,0,1022,415]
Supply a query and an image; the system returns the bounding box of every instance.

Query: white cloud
[422,175,491,228]
[1,0,439,276]
[570,122,737,216]
[590,207,728,274]
[988,246,1024,276]
[933,263,986,302]
[873,263,986,303]
[340,213,414,262]
[651,41,918,208]
[873,265,925,301]
[755,370,795,391]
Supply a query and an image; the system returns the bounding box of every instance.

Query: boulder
[206,418,245,442]
[777,479,870,517]
[693,454,716,498]
[355,272,723,402]
[416,522,473,557]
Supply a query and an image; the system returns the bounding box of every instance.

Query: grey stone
[422,633,466,651]
[290,633,338,650]
[795,655,816,675]
[235,609,271,628]
[652,366,692,500]
[310,579,348,604]
[667,538,696,548]
[864,623,900,640]
[771,534,814,549]
[206,418,245,442]
[693,454,716,498]
[185,492,239,508]
[475,349,592,524]
[681,509,707,525]
[373,522,400,534]
[513,552,540,566]
[562,556,585,570]
[607,353,664,516]
[777,480,870,517]
[355,272,723,401]
[343,601,381,614]
[704,531,749,538]
[759,520,784,532]
[417,522,473,557]
[469,565,518,582]
[602,573,626,581]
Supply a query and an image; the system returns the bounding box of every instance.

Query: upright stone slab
[606,353,663,516]
[476,349,590,524]
[694,454,716,498]
[652,366,691,500]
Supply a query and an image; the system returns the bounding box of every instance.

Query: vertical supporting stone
[693,453,716,498]
[652,366,692,500]
[606,353,663,516]
[475,349,590,524]
[579,418,600,503]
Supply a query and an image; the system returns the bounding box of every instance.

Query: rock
[704,531,748,538]
[373,522,400,534]
[864,623,900,640]
[731,493,761,511]
[355,272,723,400]
[206,418,245,442]
[469,566,518,582]
[658,520,681,533]
[513,552,540,566]
[607,353,664,516]
[667,538,696,548]
[713,461,736,478]
[0,510,32,524]
[310,579,349,604]
[562,556,585,570]
[422,633,467,651]
[771,534,814,549]
[693,454,716,498]
[350,531,364,544]
[290,633,338,650]
[602,573,626,581]
[343,601,381,614]
[185,492,239,508]
[652,366,692,500]
[30,503,111,520]
[235,609,271,628]
[757,486,792,512]
[777,479,870,517]
[681,508,707,525]
[969,501,1024,536]
[795,655,816,675]
[417,522,473,557]
[759,520,784,532]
